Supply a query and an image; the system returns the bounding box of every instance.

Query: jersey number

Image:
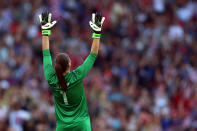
[60,91,68,105]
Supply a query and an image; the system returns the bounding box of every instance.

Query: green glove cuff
[92,33,101,39]
[42,30,51,35]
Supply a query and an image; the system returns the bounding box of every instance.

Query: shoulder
[65,71,82,85]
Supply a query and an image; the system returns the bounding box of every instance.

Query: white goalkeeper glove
[38,11,57,35]
[89,12,105,39]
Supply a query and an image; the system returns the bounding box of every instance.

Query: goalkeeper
[39,11,105,131]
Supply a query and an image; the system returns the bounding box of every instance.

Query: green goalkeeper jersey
[42,50,97,131]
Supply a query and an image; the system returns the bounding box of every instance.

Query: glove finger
[101,17,105,25]
[51,21,57,26]
[96,12,102,21]
[89,21,92,28]
[38,15,42,23]
[92,13,95,23]
[89,21,94,28]
[48,13,52,23]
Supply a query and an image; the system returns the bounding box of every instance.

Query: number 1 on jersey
[60,91,68,105]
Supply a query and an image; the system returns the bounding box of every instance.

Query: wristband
[92,33,101,39]
[42,30,51,35]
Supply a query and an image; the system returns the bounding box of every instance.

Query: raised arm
[72,13,105,79]
[39,12,57,84]
[39,12,56,50]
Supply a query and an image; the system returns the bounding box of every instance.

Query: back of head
[54,53,70,92]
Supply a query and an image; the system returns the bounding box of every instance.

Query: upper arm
[43,50,57,85]
[72,53,98,80]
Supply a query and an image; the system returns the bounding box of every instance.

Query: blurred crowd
[0,0,197,131]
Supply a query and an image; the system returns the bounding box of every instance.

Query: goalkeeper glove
[38,11,57,36]
[89,12,105,39]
